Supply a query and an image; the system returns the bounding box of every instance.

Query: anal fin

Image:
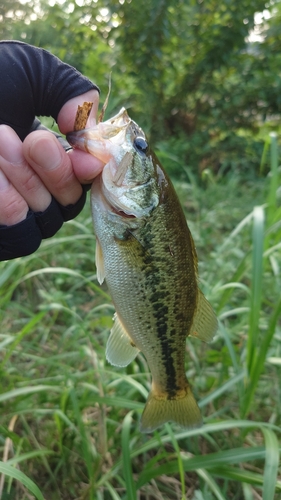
[189,290,218,343]
[106,313,140,367]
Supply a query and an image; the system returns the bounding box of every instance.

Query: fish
[67,108,218,433]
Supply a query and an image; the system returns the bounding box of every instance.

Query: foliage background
[2,0,281,175]
[0,1,281,499]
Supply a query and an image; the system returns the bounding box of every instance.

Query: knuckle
[21,169,40,195]
[50,160,82,204]
[55,167,76,191]
[0,190,28,226]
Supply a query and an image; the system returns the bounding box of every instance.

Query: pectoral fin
[95,237,105,284]
[106,313,140,367]
[189,290,218,343]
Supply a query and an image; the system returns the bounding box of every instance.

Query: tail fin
[140,387,202,433]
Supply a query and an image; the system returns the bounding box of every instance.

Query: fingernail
[0,169,10,191]
[29,137,63,171]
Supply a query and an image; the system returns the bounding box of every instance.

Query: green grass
[0,136,281,499]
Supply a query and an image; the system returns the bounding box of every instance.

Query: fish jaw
[66,108,131,163]
[66,108,132,164]
[66,125,127,164]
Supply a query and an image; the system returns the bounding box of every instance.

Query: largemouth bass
[67,108,218,433]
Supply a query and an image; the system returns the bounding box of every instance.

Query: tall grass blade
[0,384,62,403]
[121,411,137,500]
[104,481,122,500]
[217,253,249,313]
[260,135,270,174]
[69,388,96,500]
[1,311,47,366]
[199,370,245,408]
[242,483,255,500]
[164,423,186,499]
[16,266,110,299]
[243,205,265,417]
[267,132,279,224]
[209,466,281,489]
[118,421,281,463]
[136,445,275,488]
[247,206,264,370]
[219,323,244,405]
[196,468,226,500]
[6,450,54,466]
[261,427,280,500]
[80,388,144,410]
[244,294,281,413]
[0,462,44,500]
[0,261,19,288]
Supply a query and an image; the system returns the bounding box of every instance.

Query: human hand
[0,89,104,227]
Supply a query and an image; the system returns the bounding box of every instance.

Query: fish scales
[67,107,218,432]
[95,170,197,395]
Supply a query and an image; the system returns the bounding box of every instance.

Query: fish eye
[133,137,148,155]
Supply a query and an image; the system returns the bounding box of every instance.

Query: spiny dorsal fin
[95,237,105,285]
[189,290,218,343]
[106,313,140,367]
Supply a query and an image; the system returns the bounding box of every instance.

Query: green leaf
[165,423,186,499]
[1,311,47,367]
[6,450,54,466]
[104,481,122,500]
[243,205,265,417]
[267,132,279,223]
[0,461,44,500]
[80,389,144,410]
[136,446,274,488]
[199,370,245,408]
[244,295,281,414]
[0,385,62,403]
[261,428,280,500]
[196,468,227,500]
[69,388,96,499]
[210,466,274,487]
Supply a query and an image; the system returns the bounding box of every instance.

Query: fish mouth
[106,107,131,127]
[94,176,138,220]
[111,207,136,219]
[107,195,138,219]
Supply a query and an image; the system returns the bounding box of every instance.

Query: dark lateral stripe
[150,285,179,396]
[141,218,180,397]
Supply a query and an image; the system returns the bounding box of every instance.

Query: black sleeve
[0,188,89,260]
[0,40,99,140]
[0,41,98,261]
